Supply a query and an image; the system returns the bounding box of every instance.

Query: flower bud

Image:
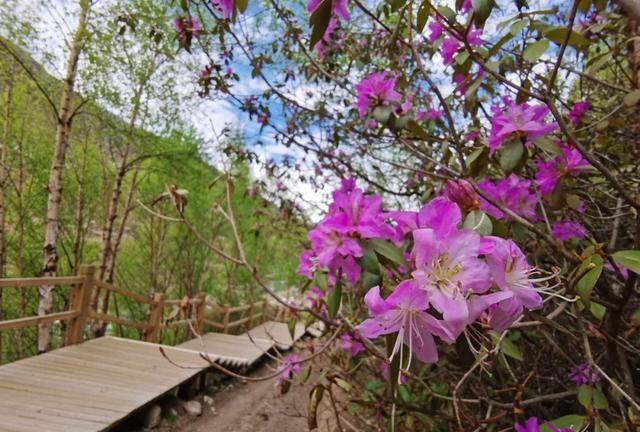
[444,179,479,212]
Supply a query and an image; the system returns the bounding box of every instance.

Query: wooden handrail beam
[0,311,78,331]
[0,276,83,288]
[88,311,150,330]
[94,279,152,305]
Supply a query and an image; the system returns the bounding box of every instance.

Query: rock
[166,408,179,421]
[203,395,214,405]
[210,407,218,415]
[184,400,202,416]
[143,404,162,429]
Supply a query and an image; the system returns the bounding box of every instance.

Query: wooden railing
[0,265,276,355]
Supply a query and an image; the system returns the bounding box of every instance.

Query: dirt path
[190,361,310,432]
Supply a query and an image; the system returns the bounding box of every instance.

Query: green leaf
[398,385,412,402]
[523,39,550,62]
[309,0,332,49]
[590,302,606,321]
[370,239,406,266]
[578,384,593,408]
[464,211,493,236]
[334,378,352,392]
[543,27,590,49]
[359,242,380,274]
[509,19,527,35]
[623,90,640,107]
[406,120,429,140]
[373,105,392,123]
[308,385,325,429]
[362,271,382,290]
[288,317,297,339]
[472,0,496,27]
[301,365,312,383]
[576,254,603,306]
[327,280,342,319]
[236,0,248,13]
[611,250,640,274]
[499,140,525,174]
[416,1,431,32]
[540,415,586,432]
[501,337,523,360]
[593,388,609,409]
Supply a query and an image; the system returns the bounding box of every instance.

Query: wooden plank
[178,332,274,366]
[245,321,306,350]
[0,336,211,432]
[0,276,83,288]
[0,310,78,331]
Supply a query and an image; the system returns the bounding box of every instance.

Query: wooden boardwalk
[0,326,309,432]
[0,337,212,432]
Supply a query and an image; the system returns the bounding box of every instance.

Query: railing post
[195,292,206,335]
[222,305,230,334]
[246,301,253,329]
[145,292,164,343]
[261,299,267,323]
[66,265,95,346]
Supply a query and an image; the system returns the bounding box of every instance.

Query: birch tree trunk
[38,0,91,353]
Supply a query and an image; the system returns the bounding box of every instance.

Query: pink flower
[467,28,483,46]
[469,237,543,331]
[300,179,394,285]
[211,0,234,19]
[428,21,443,42]
[276,354,303,384]
[568,101,589,126]
[440,37,460,65]
[308,0,349,20]
[355,72,402,118]
[308,0,349,51]
[488,103,558,155]
[304,286,325,309]
[172,16,202,46]
[460,0,472,13]
[340,333,365,357]
[478,175,537,221]
[515,417,573,432]
[357,281,453,365]
[535,144,590,195]
[552,220,586,241]
[569,363,601,386]
[411,198,492,337]
[426,109,442,120]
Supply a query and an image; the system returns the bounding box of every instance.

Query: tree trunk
[0,61,14,362]
[71,132,90,273]
[38,0,90,353]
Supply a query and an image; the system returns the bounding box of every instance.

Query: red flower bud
[444,179,479,212]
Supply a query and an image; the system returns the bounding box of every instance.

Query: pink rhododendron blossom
[568,101,589,126]
[460,0,472,13]
[305,285,325,309]
[535,145,590,195]
[308,0,349,51]
[551,220,586,241]
[488,103,558,155]
[440,37,460,65]
[211,0,234,19]
[478,175,537,221]
[300,179,393,285]
[355,72,402,118]
[308,0,349,21]
[428,21,443,42]
[470,237,543,331]
[467,28,483,46]
[340,333,365,357]
[569,363,601,386]
[605,262,629,279]
[357,282,454,365]
[276,354,303,384]
[172,16,202,45]
[426,109,442,120]
[443,179,480,212]
[410,199,492,336]
[515,417,573,432]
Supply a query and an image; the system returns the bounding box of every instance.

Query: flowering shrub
[169,0,640,429]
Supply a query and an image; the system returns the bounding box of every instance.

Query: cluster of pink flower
[299,179,546,367]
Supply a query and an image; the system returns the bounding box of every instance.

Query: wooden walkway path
[0,322,310,432]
